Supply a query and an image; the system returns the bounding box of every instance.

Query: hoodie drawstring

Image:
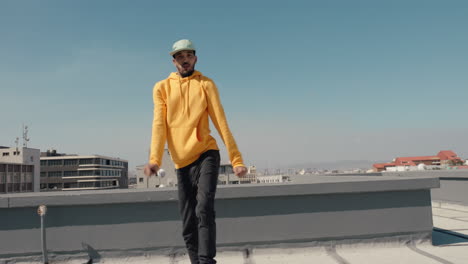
[175,72,202,142]
[186,79,190,118]
[177,75,191,118]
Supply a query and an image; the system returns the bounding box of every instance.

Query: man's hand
[144,163,159,177]
[234,166,247,177]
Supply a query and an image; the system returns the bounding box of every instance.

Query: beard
[180,69,195,78]
[178,63,195,77]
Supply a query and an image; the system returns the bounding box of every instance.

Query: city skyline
[1,1,468,169]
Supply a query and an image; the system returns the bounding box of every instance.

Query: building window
[79,170,97,176]
[139,178,144,183]
[13,165,21,172]
[64,171,77,177]
[79,159,93,165]
[49,171,62,177]
[64,159,78,166]
[40,160,47,166]
[2,152,9,156]
[48,160,63,166]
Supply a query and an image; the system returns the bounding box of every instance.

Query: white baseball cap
[170,39,196,56]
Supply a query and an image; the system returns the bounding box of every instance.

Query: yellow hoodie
[149,70,245,169]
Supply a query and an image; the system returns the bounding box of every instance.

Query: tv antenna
[15,137,19,151]
[23,124,30,147]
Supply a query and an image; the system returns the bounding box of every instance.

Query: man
[144,39,247,264]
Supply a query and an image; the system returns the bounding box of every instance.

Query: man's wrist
[149,162,160,168]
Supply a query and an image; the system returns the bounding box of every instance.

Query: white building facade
[0,146,41,192]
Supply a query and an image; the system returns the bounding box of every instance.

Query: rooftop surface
[3,172,468,264]
[6,201,468,264]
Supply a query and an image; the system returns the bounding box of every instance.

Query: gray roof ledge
[0,175,440,261]
[1,175,439,208]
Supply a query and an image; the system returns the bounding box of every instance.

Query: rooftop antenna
[23,124,30,148]
[15,137,19,151]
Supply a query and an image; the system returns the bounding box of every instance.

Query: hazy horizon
[2,1,468,169]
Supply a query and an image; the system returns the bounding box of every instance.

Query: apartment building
[40,150,128,191]
[218,164,257,184]
[136,149,258,187]
[0,146,40,193]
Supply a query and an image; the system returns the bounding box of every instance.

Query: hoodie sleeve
[149,82,167,166]
[204,78,245,168]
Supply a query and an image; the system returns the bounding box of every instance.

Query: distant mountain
[286,160,386,171]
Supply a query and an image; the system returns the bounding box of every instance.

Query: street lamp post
[37,205,49,264]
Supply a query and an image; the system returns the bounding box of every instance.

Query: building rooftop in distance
[373,150,465,172]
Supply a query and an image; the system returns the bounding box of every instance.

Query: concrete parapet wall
[432,179,468,205]
[383,170,468,179]
[384,170,468,205]
[0,176,439,258]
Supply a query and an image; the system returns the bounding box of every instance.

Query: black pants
[176,150,220,264]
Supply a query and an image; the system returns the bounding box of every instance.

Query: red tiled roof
[437,150,461,160]
[373,163,396,169]
[394,156,440,166]
[374,150,464,169]
[395,156,440,161]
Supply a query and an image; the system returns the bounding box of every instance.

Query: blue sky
[1,0,468,169]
